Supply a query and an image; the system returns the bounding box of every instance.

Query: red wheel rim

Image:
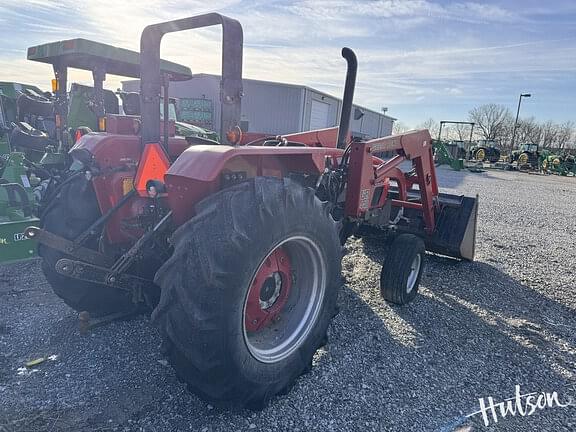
[244,247,292,333]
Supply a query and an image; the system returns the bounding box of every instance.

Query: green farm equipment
[0,39,193,264]
[433,120,474,171]
[0,151,39,263]
[26,37,193,172]
[0,83,45,262]
[432,139,465,170]
[541,151,576,176]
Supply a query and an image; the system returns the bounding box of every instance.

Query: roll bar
[140,13,243,146]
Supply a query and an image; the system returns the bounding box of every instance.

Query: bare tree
[555,121,574,150]
[453,123,474,142]
[515,117,541,145]
[539,120,558,149]
[416,118,439,139]
[392,121,410,135]
[468,104,513,145]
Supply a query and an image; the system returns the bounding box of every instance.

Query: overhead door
[309,99,330,130]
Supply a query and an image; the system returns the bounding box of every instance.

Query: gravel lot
[1,167,575,431]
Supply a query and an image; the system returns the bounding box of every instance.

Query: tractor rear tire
[380,234,425,305]
[39,176,134,314]
[153,177,342,408]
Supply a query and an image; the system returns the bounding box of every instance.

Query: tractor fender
[70,133,190,169]
[165,145,343,225]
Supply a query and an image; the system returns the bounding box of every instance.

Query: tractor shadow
[315,238,576,430]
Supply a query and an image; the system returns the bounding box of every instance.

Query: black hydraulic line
[0,182,32,216]
[245,136,276,146]
[38,171,85,219]
[109,210,173,275]
[73,189,137,246]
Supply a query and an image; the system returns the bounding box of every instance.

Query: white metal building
[123,74,395,138]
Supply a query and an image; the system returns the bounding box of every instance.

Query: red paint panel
[165,145,343,225]
[344,142,375,217]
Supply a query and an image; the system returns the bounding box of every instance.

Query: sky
[0,0,575,127]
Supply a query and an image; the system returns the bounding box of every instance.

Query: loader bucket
[426,193,479,261]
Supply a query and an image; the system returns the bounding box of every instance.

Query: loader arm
[345,129,437,234]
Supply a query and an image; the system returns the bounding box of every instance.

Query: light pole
[511,93,531,150]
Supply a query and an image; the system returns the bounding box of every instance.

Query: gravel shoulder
[1,167,575,431]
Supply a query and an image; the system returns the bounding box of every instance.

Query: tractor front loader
[28,13,479,408]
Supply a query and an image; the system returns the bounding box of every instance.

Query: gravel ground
[1,167,575,431]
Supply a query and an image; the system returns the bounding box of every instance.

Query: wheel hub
[518,153,528,165]
[259,272,282,309]
[406,254,421,294]
[245,247,292,332]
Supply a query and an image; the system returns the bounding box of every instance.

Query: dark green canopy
[27,38,192,81]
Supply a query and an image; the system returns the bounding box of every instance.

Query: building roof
[193,74,397,121]
[123,73,397,121]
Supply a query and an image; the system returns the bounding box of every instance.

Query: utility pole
[511,93,531,151]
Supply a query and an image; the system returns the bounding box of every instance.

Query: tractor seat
[117,92,140,116]
[10,122,53,153]
[17,92,54,119]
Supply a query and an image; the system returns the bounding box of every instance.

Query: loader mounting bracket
[25,226,115,267]
[55,258,151,301]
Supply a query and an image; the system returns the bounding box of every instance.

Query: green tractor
[468,139,502,163]
[26,38,193,170]
[0,39,193,264]
[120,92,220,143]
[0,81,54,159]
[510,143,540,170]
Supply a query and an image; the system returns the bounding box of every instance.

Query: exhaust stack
[337,48,357,149]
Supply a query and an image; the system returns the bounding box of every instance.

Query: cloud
[287,0,521,25]
[0,0,574,126]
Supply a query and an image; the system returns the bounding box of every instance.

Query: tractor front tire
[380,234,425,305]
[153,177,342,408]
[39,176,134,314]
[474,148,486,161]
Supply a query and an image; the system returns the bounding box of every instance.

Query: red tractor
[27,14,478,408]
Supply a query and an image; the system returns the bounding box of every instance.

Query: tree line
[393,104,575,151]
